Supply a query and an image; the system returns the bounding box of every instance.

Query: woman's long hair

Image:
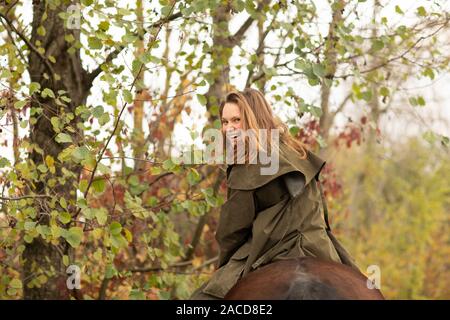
[219,88,308,164]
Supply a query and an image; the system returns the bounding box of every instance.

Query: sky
[0,0,449,169]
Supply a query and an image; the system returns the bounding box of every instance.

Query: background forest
[0,0,449,299]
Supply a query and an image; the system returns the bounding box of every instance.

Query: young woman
[190,88,358,299]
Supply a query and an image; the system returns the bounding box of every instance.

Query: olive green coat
[199,143,357,299]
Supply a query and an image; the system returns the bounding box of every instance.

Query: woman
[190,88,358,299]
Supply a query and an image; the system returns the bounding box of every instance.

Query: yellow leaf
[45,155,55,169]
[192,256,202,268]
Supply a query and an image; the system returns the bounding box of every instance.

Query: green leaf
[79,180,88,193]
[24,221,37,231]
[128,175,140,187]
[64,227,83,248]
[64,34,75,43]
[105,264,117,279]
[289,126,300,136]
[423,68,435,80]
[109,221,122,235]
[371,39,384,51]
[123,89,133,103]
[122,33,138,44]
[72,146,89,162]
[95,208,108,226]
[312,64,325,77]
[58,211,72,224]
[111,233,128,249]
[161,5,172,16]
[92,105,104,118]
[117,8,132,16]
[380,87,389,97]
[129,289,145,300]
[37,164,48,173]
[50,117,60,132]
[309,106,323,118]
[409,97,418,107]
[361,91,373,102]
[395,5,404,14]
[9,279,23,289]
[60,197,68,209]
[60,96,71,103]
[285,44,293,54]
[417,96,426,106]
[63,255,70,267]
[98,113,110,125]
[0,157,11,168]
[162,159,175,171]
[55,133,73,144]
[197,94,207,106]
[187,168,201,186]
[13,100,27,110]
[98,21,110,31]
[422,131,436,145]
[29,82,41,95]
[92,178,105,193]
[41,88,55,99]
[417,6,426,17]
[97,162,111,175]
[37,26,46,36]
[88,37,103,50]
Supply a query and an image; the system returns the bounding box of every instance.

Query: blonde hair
[219,88,307,164]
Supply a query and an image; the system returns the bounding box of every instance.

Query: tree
[0,0,448,300]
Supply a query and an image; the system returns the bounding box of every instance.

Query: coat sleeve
[215,187,256,267]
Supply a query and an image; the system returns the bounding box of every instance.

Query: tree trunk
[205,4,233,128]
[319,0,346,151]
[23,1,88,299]
[132,0,146,172]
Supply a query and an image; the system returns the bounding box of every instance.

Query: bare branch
[85,11,183,87]
[229,0,270,46]
[0,194,52,201]
[130,256,219,273]
[335,17,450,79]
[72,3,179,222]
[0,12,55,78]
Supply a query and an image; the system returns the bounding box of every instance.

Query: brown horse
[224,257,384,300]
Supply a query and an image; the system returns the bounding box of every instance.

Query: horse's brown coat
[225,257,385,300]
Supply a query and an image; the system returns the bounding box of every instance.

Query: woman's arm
[215,188,255,267]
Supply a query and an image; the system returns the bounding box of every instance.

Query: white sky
[0,0,449,169]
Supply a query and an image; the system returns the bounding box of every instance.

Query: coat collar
[226,142,326,190]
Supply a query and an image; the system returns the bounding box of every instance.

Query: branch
[0,3,26,64]
[335,18,449,79]
[229,0,270,46]
[184,168,224,262]
[0,12,55,78]
[333,92,352,116]
[0,194,52,201]
[85,11,183,87]
[72,3,179,222]
[245,6,281,87]
[98,276,109,300]
[130,256,219,273]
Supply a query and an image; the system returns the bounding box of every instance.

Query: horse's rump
[224,257,384,300]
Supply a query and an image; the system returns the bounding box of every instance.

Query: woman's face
[221,102,242,146]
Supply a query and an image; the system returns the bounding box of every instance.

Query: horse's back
[224,257,384,300]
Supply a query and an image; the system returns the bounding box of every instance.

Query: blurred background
[0,0,448,299]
